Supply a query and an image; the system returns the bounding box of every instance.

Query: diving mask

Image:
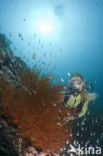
[70,76,83,89]
[72,80,82,89]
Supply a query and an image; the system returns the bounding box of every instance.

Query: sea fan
[0,69,75,154]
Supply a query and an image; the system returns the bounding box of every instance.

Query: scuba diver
[61,73,98,121]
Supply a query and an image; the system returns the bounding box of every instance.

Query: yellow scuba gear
[61,73,98,121]
[66,94,89,119]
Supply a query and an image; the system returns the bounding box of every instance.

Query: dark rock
[0,33,30,156]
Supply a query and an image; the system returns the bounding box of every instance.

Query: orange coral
[0,69,75,154]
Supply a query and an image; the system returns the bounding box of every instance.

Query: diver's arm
[75,100,89,119]
[68,100,89,121]
[65,100,89,121]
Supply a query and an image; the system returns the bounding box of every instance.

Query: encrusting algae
[0,34,75,155]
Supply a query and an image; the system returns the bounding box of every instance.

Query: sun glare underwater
[0,0,103,156]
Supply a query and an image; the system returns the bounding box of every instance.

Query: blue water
[0,0,103,155]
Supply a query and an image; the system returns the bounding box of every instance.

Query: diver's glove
[67,115,80,121]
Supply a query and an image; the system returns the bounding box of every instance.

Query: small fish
[23,56,26,59]
[34,33,36,37]
[57,122,61,126]
[91,132,93,136]
[81,127,84,131]
[9,34,12,37]
[70,131,72,137]
[94,80,96,84]
[77,122,79,126]
[61,78,64,82]
[53,65,56,70]
[23,86,29,92]
[63,86,67,90]
[21,37,23,40]
[54,78,58,82]
[76,132,79,136]
[87,111,90,115]
[88,85,92,89]
[42,102,46,106]
[48,76,51,79]
[58,109,62,113]
[43,62,45,65]
[0,70,3,75]
[52,103,57,107]
[95,117,98,123]
[18,33,22,37]
[32,90,37,94]
[5,37,12,46]
[67,72,71,77]
[32,55,36,59]
[38,39,40,43]
[60,49,62,52]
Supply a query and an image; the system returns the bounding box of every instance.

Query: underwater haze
[0,0,103,155]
